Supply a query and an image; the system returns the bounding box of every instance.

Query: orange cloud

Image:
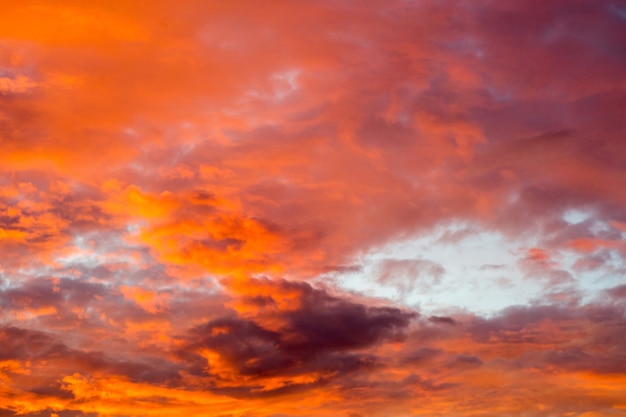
[1,0,625,416]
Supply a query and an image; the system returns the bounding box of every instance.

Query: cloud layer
[1,0,625,415]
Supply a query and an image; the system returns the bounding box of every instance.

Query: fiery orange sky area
[1,1,626,416]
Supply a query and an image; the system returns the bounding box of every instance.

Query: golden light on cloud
[1,0,625,416]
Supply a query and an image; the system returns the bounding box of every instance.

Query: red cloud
[1,0,625,415]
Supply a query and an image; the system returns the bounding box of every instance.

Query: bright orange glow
[1,0,625,416]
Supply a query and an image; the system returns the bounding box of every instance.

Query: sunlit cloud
[1,0,625,415]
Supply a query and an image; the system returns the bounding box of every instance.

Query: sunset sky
[1,1,626,416]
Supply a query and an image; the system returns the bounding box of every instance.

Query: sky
[1,0,625,416]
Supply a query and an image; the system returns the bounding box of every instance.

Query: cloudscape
[1,1,625,416]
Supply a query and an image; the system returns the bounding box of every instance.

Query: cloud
[606,284,626,300]
[0,74,38,94]
[0,0,625,415]
[177,278,416,395]
[376,258,446,295]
